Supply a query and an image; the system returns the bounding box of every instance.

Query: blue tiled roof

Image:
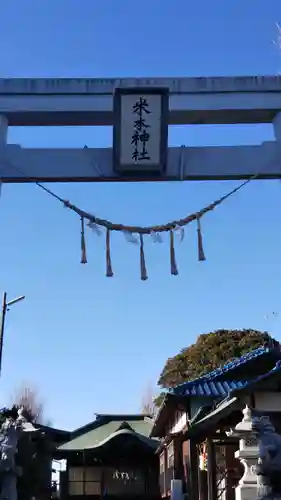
[172,346,281,397]
[179,379,247,397]
[236,359,281,391]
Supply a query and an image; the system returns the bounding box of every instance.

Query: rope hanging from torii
[0,160,259,279]
[34,173,257,280]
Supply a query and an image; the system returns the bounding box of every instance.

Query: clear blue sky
[0,0,280,430]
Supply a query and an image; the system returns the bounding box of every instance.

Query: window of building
[160,452,165,474]
[167,442,174,468]
[68,467,101,496]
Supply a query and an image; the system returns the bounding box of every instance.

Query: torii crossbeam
[0,75,281,183]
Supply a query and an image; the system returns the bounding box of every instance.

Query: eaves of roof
[185,361,281,440]
[185,396,239,439]
[58,428,158,452]
[172,346,280,396]
[178,379,247,397]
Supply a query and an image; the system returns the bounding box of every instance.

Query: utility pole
[0,292,25,377]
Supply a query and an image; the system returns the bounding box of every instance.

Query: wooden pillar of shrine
[198,469,208,500]
[188,440,199,500]
[206,438,217,500]
[173,435,184,480]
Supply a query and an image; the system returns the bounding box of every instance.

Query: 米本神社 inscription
[131,97,151,162]
[113,87,168,173]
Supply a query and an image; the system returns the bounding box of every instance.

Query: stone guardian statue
[0,407,37,500]
[252,415,281,499]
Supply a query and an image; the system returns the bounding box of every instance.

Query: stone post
[227,405,259,500]
[0,115,8,147]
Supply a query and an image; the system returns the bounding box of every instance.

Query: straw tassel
[106,228,114,277]
[80,217,87,264]
[139,234,148,281]
[196,215,206,262]
[170,230,179,275]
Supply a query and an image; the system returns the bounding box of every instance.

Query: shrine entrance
[1,76,280,279]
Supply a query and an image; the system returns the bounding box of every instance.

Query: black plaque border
[113,87,169,176]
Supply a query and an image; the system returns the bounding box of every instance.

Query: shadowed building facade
[56,414,160,500]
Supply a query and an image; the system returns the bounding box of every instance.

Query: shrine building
[55,413,159,500]
[150,345,281,500]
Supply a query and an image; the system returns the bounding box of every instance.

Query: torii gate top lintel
[1,75,281,126]
[0,75,281,182]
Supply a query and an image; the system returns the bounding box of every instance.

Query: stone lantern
[226,405,259,500]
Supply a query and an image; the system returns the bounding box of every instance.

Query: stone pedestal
[227,406,259,500]
[171,479,183,500]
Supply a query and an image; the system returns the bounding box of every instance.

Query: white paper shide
[119,93,163,168]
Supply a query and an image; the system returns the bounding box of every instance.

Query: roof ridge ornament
[117,421,133,431]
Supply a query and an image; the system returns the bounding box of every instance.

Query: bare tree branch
[140,382,157,418]
[11,382,45,424]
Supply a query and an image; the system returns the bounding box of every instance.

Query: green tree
[158,329,279,389]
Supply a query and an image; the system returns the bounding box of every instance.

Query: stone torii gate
[0,75,281,183]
